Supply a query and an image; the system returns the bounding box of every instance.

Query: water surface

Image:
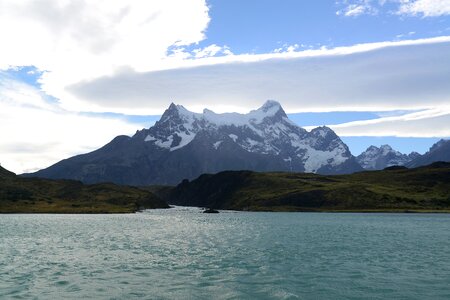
[1,208,450,299]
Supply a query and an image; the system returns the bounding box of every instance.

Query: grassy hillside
[167,162,450,212]
[0,166,169,213]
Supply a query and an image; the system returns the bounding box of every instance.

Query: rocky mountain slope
[407,139,450,168]
[28,101,362,185]
[357,145,420,170]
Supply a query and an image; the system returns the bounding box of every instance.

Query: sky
[0,0,449,173]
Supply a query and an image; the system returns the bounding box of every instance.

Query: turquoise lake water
[1,207,450,299]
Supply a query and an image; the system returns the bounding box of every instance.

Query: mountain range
[357,145,420,170]
[27,101,449,186]
[357,140,450,170]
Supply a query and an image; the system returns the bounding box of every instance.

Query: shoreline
[2,206,450,214]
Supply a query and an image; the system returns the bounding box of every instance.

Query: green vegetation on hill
[0,166,169,213]
[167,162,450,212]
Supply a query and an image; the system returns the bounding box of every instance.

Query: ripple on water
[0,211,450,299]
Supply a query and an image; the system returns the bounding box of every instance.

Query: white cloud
[1,1,448,116]
[0,0,210,112]
[337,2,378,17]
[345,5,367,16]
[396,31,416,39]
[337,0,450,17]
[67,37,450,115]
[192,44,233,58]
[273,44,303,53]
[398,0,450,17]
[0,77,55,111]
[311,108,450,137]
[0,77,140,174]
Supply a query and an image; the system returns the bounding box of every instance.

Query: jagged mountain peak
[143,101,298,152]
[362,144,395,154]
[253,100,287,121]
[430,139,448,152]
[310,126,337,138]
[202,108,214,114]
[365,145,379,151]
[380,144,393,151]
[258,99,282,111]
[159,102,187,122]
[357,144,414,170]
[408,151,421,159]
[406,139,450,168]
[159,100,287,127]
[138,101,359,174]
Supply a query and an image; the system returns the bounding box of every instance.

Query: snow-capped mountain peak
[143,101,293,151]
[137,101,361,174]
[310,126,336,139]
[257,99,282,112]
[380,144,393,153]
[158,100,286,127]
[31,101,363,186]
[357,144,416,170]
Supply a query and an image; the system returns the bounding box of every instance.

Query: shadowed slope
[166,162,450,212]
[0,165,168,213]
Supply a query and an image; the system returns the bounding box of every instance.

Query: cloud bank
[0,77,140,173]
[307,108,450,138]
[0,0,210,112]
[68,37,450,115]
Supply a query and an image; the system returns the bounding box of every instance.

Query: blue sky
[191,0,450,54]
[0,0,449,173]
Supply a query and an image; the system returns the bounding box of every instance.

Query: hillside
[166,162,450,212]
[0,166,168,213]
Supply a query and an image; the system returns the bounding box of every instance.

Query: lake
[1,207,450,299]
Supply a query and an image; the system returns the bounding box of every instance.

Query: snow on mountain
[357,144,418,170]
[140,100,355,173]
[30,101,363,186]
[144,100,294,150]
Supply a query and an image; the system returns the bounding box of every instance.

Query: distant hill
[407,139,450,168]
[0,166,168,213]
[0,165,16,178]
[164,162,450,212]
